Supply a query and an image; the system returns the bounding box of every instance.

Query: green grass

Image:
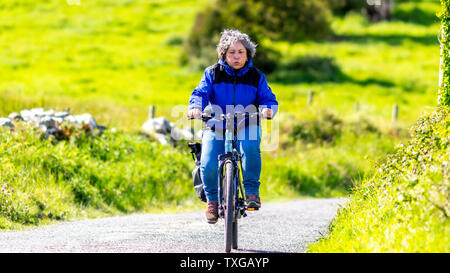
[0,0,208,131]
[260,108,406,198]
[0,122,203,229]
[0,0,444,234]
[307,107,449,252]
[267,7,440,125]
[0,1,441,129]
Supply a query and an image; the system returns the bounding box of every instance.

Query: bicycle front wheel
[224,161,234,253]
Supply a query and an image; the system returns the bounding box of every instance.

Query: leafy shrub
[0,123,193,229]
[348,118,381,136]
[280,109,385,148]
[290,111,344,145]
[438,0,450,106]
[182,0,332,73]
[308,107,450,252]
[283,161,358,197]
[0,180,31,225]
[270,56,345,83]
[254,0,333,42]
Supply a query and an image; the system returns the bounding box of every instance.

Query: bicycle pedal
[247,207,259,211]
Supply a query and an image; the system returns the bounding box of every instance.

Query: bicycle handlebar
[188,111,272,121]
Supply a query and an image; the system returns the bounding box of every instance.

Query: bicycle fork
[217,153,247,219]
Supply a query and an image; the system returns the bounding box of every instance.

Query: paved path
[0,198,344,253]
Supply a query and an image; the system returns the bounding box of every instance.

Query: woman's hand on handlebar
[261,108,273,119]
[189,108,272,120]
[188,108,202,119]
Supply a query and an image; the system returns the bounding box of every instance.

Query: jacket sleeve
[256,73,278,116]
[188,68,213,111]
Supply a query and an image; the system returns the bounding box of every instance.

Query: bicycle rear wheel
[224,161,234,253]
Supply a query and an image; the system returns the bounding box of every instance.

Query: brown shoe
[246,195,261,210]
[205,201,219,224]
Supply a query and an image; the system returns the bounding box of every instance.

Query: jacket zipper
[232,75,236,108]
[231,73,237,141]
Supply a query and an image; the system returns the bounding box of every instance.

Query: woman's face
[225,41,247,70]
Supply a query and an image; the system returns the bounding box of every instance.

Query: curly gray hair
[217,29,257,61]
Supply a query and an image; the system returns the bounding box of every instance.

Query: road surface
[0,198,344,253]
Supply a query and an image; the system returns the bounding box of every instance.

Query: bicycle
[188,111,270,253]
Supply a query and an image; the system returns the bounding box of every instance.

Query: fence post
[392,104,399,124]
[149,105,155,119]
[354,102,360,112]
[307,90,314,106]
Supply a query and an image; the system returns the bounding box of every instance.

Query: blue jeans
[200,125,262,203]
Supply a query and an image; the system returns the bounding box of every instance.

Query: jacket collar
[218,59,253,77]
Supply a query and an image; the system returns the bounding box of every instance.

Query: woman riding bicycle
[188,29,278,224]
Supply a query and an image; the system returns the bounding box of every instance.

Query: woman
[188,29,278,224]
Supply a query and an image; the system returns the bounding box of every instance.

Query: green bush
[282,161,358,197]
[291,111,344,145]
[253,0,333,41]
[0,123,193,229]
[439,0,450,106]
[308,107,450,252]
[270,56,345,83]
[183,0,332,73]
[281,109,382,147]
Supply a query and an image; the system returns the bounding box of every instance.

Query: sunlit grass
[0,1,440,130]
[0,0,443,234]
[307,107,449,252]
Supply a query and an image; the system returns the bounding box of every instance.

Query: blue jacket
[188,59,278,130]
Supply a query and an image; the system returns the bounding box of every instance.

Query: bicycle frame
[189,111,268,252]
[216,112,257,220]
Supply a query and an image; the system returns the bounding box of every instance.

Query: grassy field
[0,0,440,128]
[0,0,443,233]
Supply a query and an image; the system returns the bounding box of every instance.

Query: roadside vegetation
[0,123,196,229]
[307,0,449,252]
[0,0,444,247]
[308,107,449,252]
